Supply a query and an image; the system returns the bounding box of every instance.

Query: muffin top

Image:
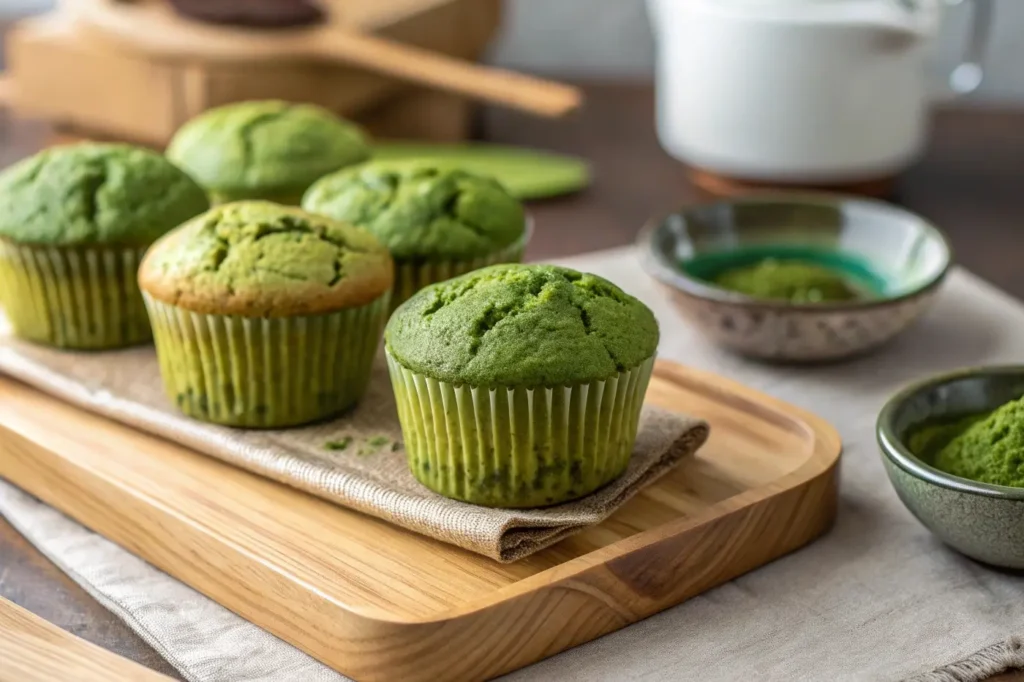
[0,143,209,247]
[302,163,526,261]
[166,101,370,198]
[139,201,393,317]
[385,264,659,388]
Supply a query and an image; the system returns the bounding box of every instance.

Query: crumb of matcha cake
[324,436,353,451]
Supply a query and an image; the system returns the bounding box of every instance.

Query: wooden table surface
[2,83,1024,680]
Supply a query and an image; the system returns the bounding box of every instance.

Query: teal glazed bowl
[878,367,1024,569]
[637,194,952,362]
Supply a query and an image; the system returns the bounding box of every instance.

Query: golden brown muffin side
[139,201,393,318]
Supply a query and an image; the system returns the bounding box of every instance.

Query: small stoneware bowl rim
[877,365,1024,501]
[637,192,954,313]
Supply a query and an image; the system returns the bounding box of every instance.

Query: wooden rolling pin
[74,0,583,118]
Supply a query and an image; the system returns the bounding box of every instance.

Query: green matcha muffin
[384,263,659,507]
[0,143,209,349]
[303,163,528,310]
[166,100,370,205]
[139,201,393,428]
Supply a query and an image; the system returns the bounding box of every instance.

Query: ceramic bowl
[877,367,1024,569]
[637,194,952,362]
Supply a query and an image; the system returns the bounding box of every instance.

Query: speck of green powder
[324,436,352,451]
[355,435,392,456]
[933,395,1024,487]
[326,434,392,456]
[713,258,860,304]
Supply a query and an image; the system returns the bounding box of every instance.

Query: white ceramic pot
[647,0,993,183]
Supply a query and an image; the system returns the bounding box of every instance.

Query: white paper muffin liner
[144,292,390,428]
[0,240,150,349]
[386,350,656,507]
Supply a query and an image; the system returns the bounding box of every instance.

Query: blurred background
[3,0,1022,100]
[0,0,1020,288]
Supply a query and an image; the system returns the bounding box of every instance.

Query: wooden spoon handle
[309,31,582,118]
[73,0,583,117]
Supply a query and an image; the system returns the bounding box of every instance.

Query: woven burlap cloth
[0,328,708,562]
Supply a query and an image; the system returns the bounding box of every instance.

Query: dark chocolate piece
[166,0,326,29]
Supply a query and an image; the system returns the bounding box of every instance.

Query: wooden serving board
[0,360,841,682]
[0,596,173,682]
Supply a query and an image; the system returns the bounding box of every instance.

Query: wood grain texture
[74,0,582,117]
[0,516,184,680]
[0,360,840,681]
[688,167,898,199]
[0,596,173,682]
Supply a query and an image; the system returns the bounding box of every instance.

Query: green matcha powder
[924,396,1024,488]
[713,259,860,303]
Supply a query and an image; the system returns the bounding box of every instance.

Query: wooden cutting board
[0,596,173,682]
[0,360,841,682]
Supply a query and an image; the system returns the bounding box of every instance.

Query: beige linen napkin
[0,331,708,562]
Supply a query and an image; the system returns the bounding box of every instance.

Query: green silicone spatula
[369,142,591,200]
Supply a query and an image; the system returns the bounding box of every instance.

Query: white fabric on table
[3,247,1024,682]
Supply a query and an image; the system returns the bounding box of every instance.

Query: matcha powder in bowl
[934,396,1024,488]
[713,259,862,304]
[384,263,659,508]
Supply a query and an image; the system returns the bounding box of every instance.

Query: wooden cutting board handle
[74,0,583,118]
[0,597,173,682]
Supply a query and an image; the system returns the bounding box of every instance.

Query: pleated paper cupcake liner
[390,221,532,311]
[386,350,656,508]
[0,240,151,349]
[144,293,390,428]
